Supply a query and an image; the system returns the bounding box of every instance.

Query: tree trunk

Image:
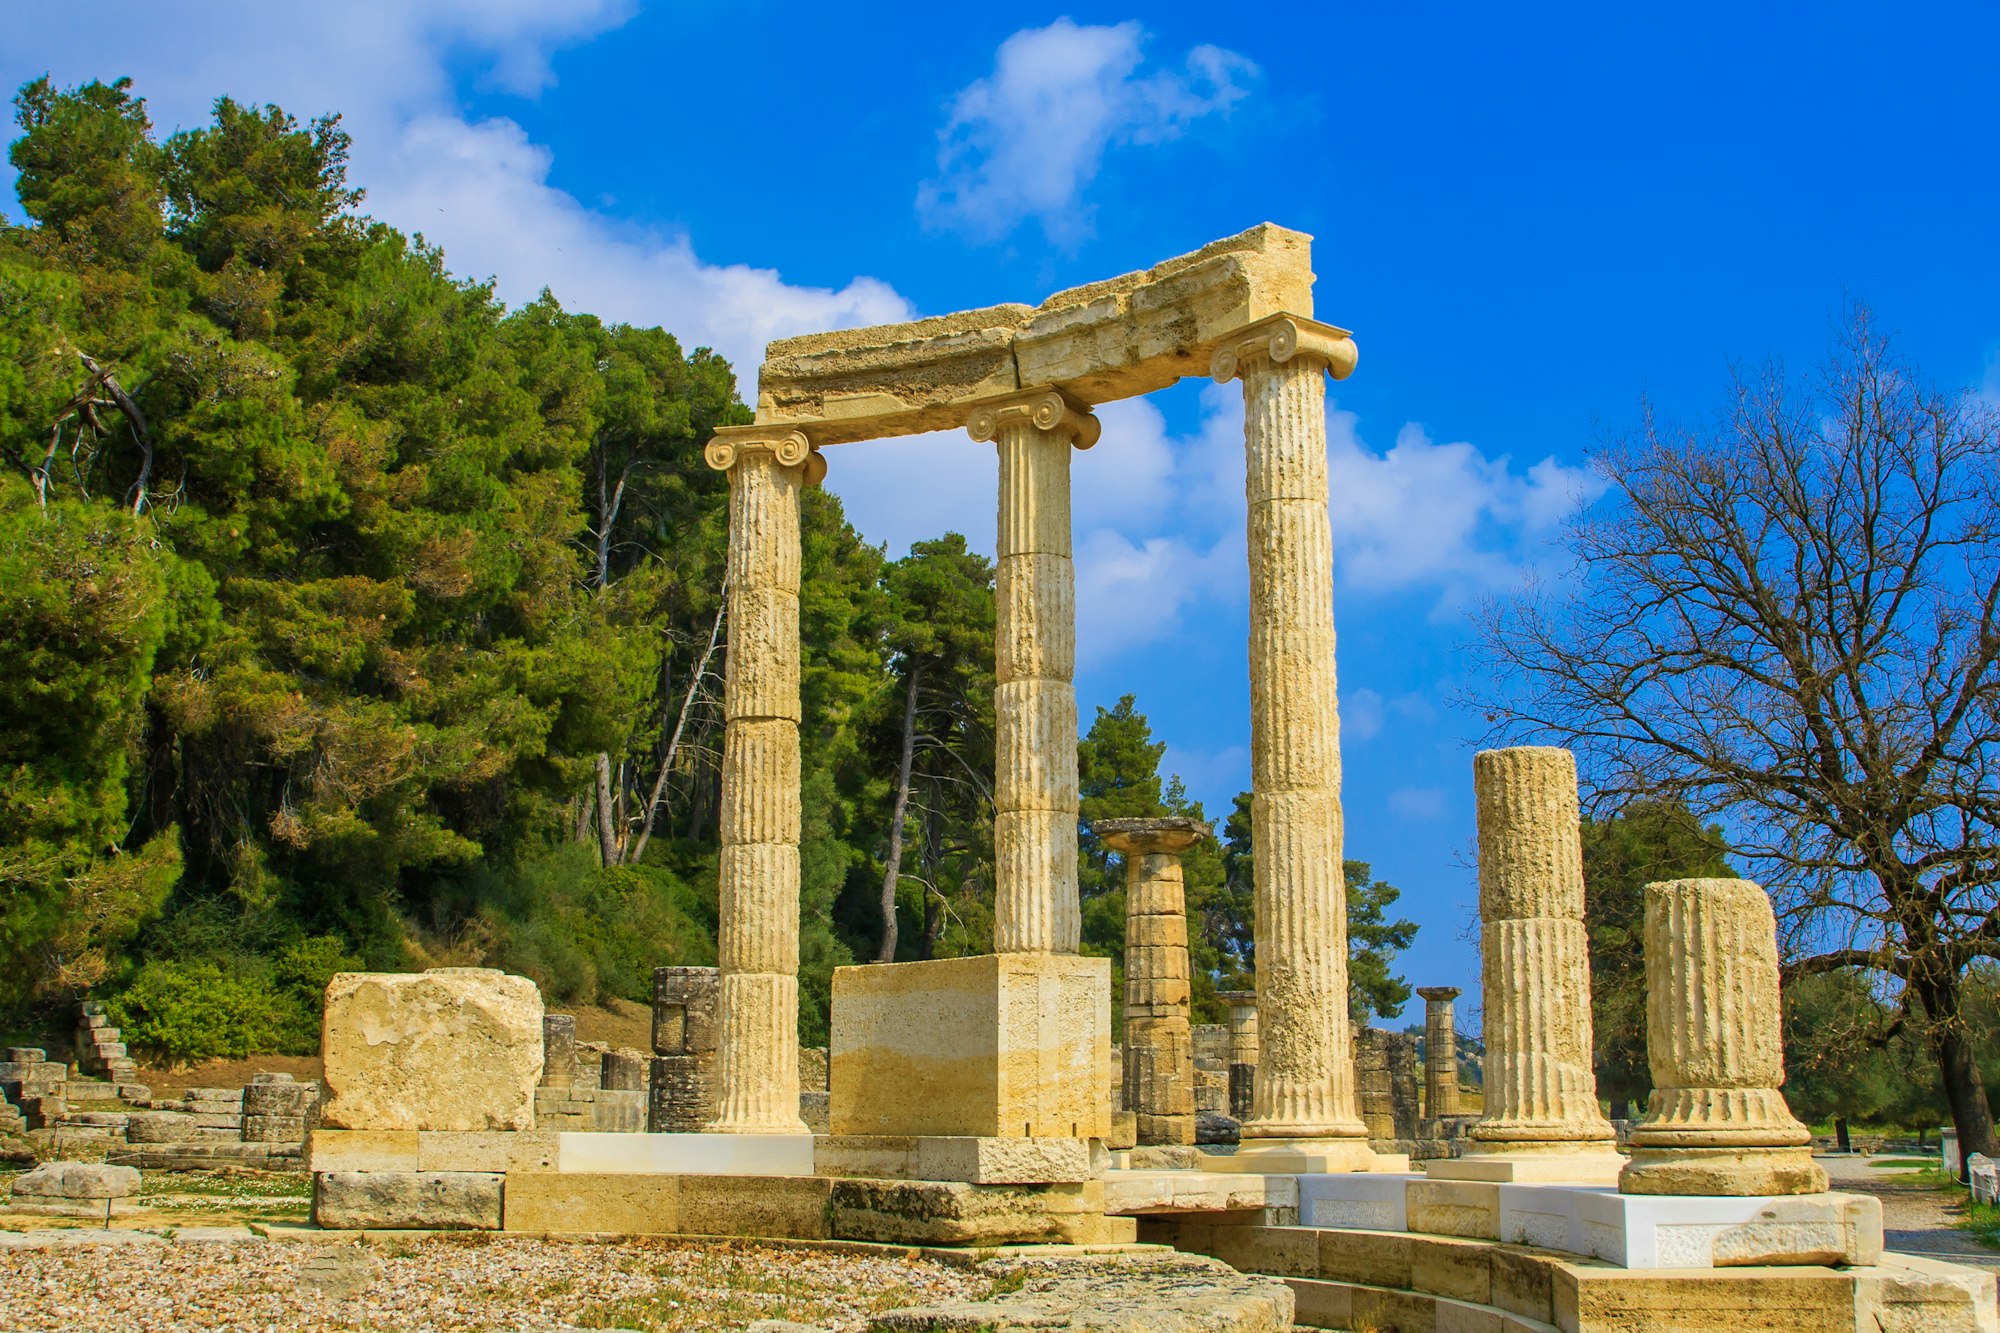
[630,580,727,867]
[1911,967,1999,1176]
[594,752,620,867]
[1834,1116,1850,1153]
[875,666,922,963]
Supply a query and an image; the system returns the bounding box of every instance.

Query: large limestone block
[11,1161,139,1199]
[754,225,1315,444]
[312,1170,503,1230]
[320,968,543,1132]
[829,953,1110,1140]
[829,1178,1121,1246]
[503,1171,678,1234]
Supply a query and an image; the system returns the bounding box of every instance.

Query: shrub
[108,959,287,1063]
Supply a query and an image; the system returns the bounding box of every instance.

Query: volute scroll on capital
[703,426,828,485]
[964,387,1102,450]
[1209,313,1359,385]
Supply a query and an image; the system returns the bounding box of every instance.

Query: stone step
[1286,1276,1558,1333]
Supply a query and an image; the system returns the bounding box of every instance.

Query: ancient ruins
[18,225,1987,1332]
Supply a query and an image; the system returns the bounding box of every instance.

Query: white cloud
[0,2,910,386]
[917,19,1258,246]
[1344,688,1385,742]
[1387,786,1449,821]
[1328,414,1603,612]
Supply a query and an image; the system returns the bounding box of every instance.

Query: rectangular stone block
[308,1129,419,1173]
[829,952,1110,1140]
[312,1171,502,1230]
[415,1130,560,1173]
[1408,1179,1503,1240]
[320,968,543,1132]
[503,1172,679,1234]
[556,1130,815,1176]
[1284,1278,1353,1332]
[828,1178,1106,1246]
[676,1175,833,1240]
[652,967,720,1056]
[814,1134,1093,1184]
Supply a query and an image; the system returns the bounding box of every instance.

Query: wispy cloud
[917,19,1257,246]
[0,1,910,387]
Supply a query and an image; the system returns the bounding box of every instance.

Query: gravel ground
[0,1234,993,1333]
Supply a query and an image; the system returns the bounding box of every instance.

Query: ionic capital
[703,425,828,485]
[1209,313,1358,385]
[965,387,1101,450]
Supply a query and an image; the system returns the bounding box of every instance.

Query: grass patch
[1868,1157,1941,1170]
[135,1169,311,1220]
[1964,1201,2000,1249]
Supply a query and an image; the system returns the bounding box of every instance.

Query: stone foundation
[828,952,1110,1141]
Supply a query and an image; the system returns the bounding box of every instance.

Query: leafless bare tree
[1471,311,2000,1158]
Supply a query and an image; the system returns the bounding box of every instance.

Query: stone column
[1211,315,1374,1167]
[1432,746,1620,1181]
[1416,986,1462,1121]
[702,427,822,1134]
[968,388,1098,955]
[1218,990,1259,1121]
[1097,816,1207,1147]
[1621,878,1827,1196]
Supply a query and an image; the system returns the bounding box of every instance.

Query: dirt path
[1818,1153,2000,1289]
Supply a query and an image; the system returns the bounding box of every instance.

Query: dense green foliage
[1580,801,1734,1111]
[0,76,1414,1061]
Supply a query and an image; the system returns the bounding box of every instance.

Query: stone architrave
[1416,986,1462,1121]
[1217,991,1259,1121]
[1096,816,1209,1146]
[1430,747,1622,1182]
[1620,878,1828,1196]
[1210,314,1378,1172]
[702,425,822,1135]
[320,968,543,1132]
[968,388,1099,955]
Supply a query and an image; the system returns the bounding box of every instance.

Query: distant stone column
[703,427,823,1135]
[1219,990,1259,1121]
[541,1014,578,1089]
[1212,315,1373,1164]
[1416,986,1462,1121]
[1621,878,1827,1196]
[1432,746,1621,1181]
[1097,816,1208,1146]
[1353,1030,1395,1138]
[969,388,1099,956]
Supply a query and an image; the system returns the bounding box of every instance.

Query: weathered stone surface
[1428,748,1619,1185]
[320,968,543,1132]
[814,1134,1093,1184]
[1416,986,1461,1120]
[11,1161,139,1199]
[542,1014,578,1088]
[871,1253,1294,1333]
[312,1170,503,1230]
[652,966,720,1056]
[1100,818,1207,1148]
[1217,322,1368,1150]
[981,391,1093,955]
[295,1244,380,1301]
[829,1178,1124,1246]
[756,225,1317,445]
[707,440,811,1134]
[1621,877,1826,1197]
[828,952,1110,1140]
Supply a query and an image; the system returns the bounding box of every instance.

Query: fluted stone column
[1431,746,1621,1181]
[1097,816,1207,1146]
[968,388,1098,955]
[702,426,821,1134]
[1417,986,1461,1121]
[1211,315,1375,1168]
[1621,878,1826,1196]
[1219,990,1259,1121]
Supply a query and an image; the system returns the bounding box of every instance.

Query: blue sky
[7,3,1999,1031]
